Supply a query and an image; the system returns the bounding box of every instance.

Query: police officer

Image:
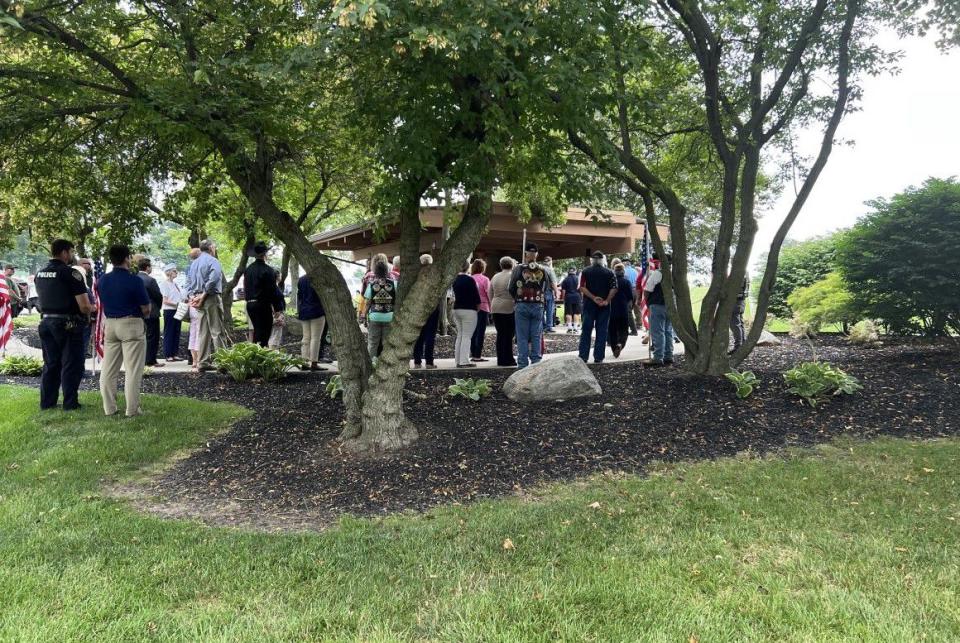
[34,239,95,411]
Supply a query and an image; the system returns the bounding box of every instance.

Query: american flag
[92,259,106,360]
[638,224,652,330]
[0,276,12,352]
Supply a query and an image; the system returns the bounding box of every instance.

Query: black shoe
[664,358,674,365]
[644,360,665,368]
[63,404,82,411]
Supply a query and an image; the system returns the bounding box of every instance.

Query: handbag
[173,301,190,321]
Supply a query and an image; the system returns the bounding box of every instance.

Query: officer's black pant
[144,318,161,365]
[246,301,274,348]
[38,318,85,410]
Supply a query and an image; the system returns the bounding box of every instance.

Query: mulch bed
[5,336,958,531]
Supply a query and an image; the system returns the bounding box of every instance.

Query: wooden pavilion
[310,202,669,270]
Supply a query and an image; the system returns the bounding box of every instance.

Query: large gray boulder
[502,355,602,402]
[756,330,782,346]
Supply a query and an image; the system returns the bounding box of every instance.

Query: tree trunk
[343,191,493,453]
[397,191,424,305]
[279,245,292,288]
[217,136,493,453]
[218,143,373,436]
[437,197,452,335]
[287,254,299,312]
[222,227,254,326]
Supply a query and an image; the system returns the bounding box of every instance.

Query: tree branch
[9,2,146,99]
[738,0,861,363]
[0,67,134,98]
[744,0,829,135]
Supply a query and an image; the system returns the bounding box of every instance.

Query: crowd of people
[22,233,750,416]
[353,242,694,369]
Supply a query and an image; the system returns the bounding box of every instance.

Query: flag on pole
[638,223,652,330]
[0,276,12,353]
[92,259,106,361]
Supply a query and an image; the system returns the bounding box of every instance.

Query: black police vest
[35,260,83,314]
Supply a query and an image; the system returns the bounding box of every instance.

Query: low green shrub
[212,342,303,382]
[0,355,44,376]
[783,361,862,407]
[447,378,492,401]
[847,320,880,347]
[326,374,344,399]
[725,370,758,399]
[789,314,818,339]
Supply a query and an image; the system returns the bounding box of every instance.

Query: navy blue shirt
[98,267,150,318]
[579,264,617,300]
[452,274,481,310]
[561,273,581,300]
[297,275,325,320]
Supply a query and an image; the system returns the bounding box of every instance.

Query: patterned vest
[369,278,396,315]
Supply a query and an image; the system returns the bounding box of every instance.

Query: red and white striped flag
[0,277,12,352]
[637,267,651,330]
[92,259,106,360]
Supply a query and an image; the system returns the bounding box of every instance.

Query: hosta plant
[783,361,862,407]
[212,342,304,382]
[447,378,492,401]
[725,370,759,399]
[326,374,344,399]
[0,355,44,376]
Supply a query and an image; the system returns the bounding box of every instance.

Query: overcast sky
[752,32,959,267]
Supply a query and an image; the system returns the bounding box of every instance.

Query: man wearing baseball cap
[508,242,548,368]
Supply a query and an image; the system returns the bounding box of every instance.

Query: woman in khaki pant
[296,273,326,370]
[96,245,152,417]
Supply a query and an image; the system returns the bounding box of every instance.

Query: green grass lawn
[2,385,958,640]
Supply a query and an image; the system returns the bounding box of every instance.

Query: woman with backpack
[363,257,396,359]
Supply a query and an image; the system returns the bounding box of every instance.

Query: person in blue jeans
[542,256,558,333]
[578,251,618,363]
[643,253,674,366]
[508,242,548,368]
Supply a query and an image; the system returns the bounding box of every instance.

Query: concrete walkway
[4,328,683,375]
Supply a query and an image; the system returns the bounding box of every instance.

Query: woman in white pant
[451,260,481,368]
[297,273,326,370]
